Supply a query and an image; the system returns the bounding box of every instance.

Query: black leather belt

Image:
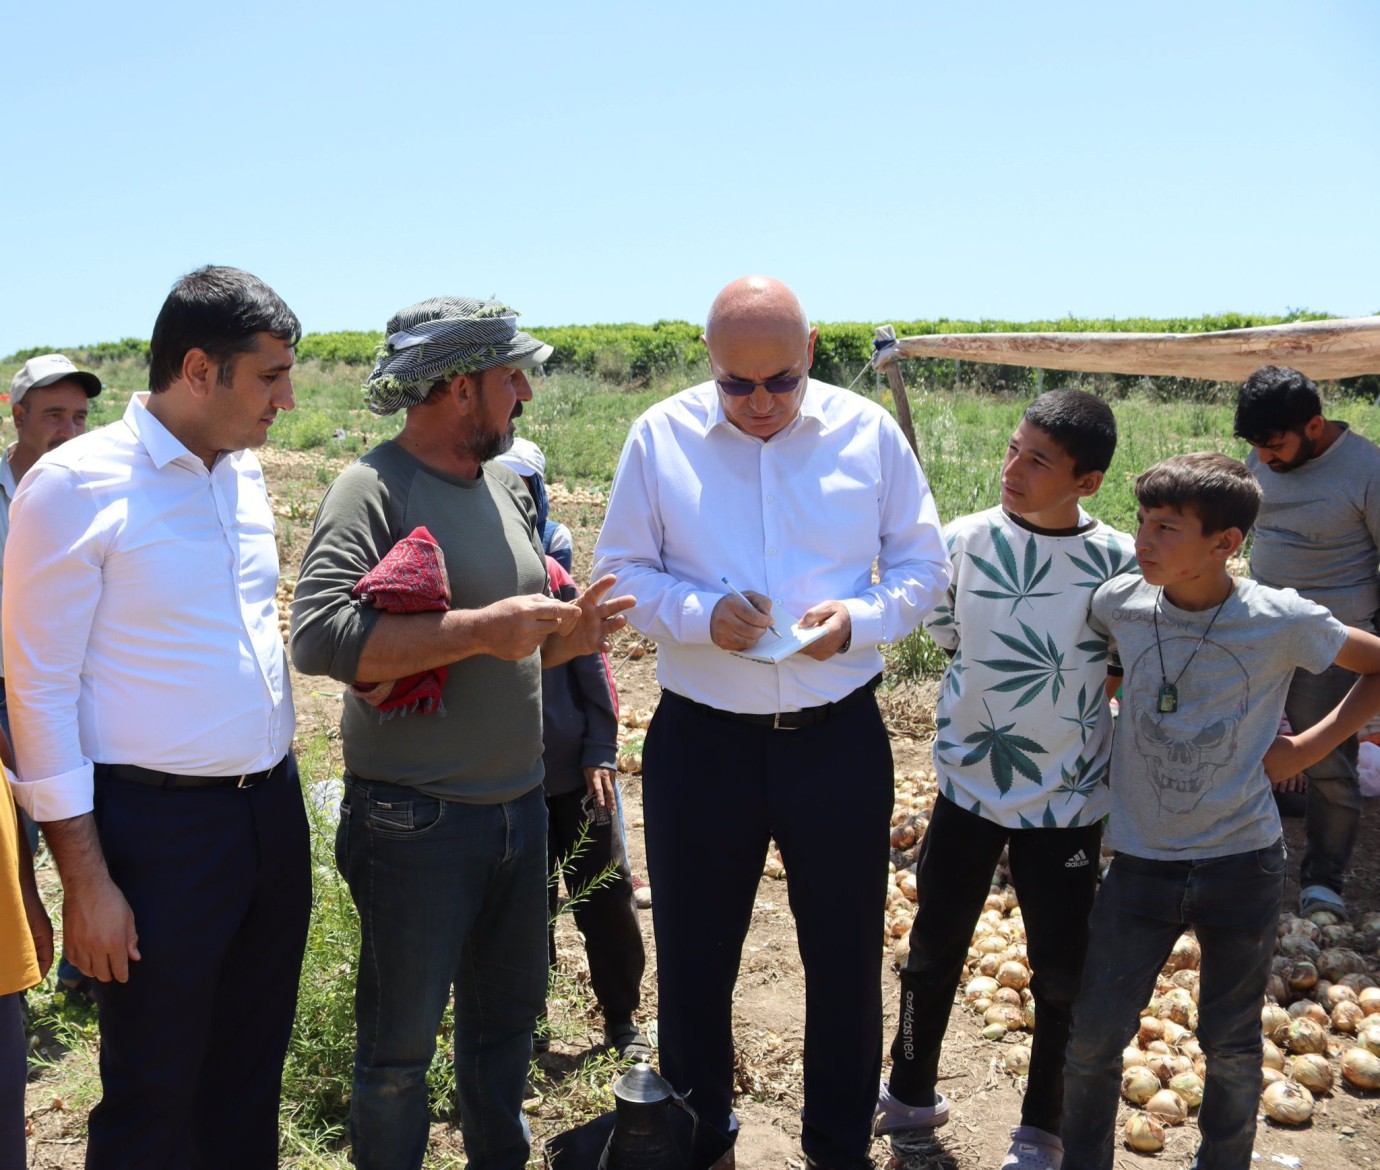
[97,756,287,790]
[663,673,882,730]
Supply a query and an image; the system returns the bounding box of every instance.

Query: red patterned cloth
[350,526,451,717]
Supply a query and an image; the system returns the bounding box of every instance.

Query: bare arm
[354,594,582,681]
[14,820,53,978]
[1265,627,1380,782]
[41,813,140,983]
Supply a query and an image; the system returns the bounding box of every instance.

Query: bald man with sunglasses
[594,276,950,1170]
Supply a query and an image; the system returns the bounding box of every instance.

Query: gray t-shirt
[290,440,549,803]
[1248,424,1380,630]
[1089,575,1346,860]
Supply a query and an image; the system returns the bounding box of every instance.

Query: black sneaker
[604,1018,653,1062]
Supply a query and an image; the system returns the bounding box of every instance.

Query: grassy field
[20,358,1380,1165]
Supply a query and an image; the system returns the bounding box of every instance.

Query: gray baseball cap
[10,354,102,406]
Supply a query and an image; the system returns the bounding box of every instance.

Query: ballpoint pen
[720,576,782,639]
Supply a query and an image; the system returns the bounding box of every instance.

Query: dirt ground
[21,450,1380,1168]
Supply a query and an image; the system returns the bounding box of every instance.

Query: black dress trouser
[85,757,312,1170]
[642,687,893,1168]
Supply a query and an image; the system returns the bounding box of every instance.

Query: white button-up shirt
[2,394,294,821]
[0,449,19,678]
[593,379,951,714]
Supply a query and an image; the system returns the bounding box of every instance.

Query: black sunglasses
[714,372,806,398]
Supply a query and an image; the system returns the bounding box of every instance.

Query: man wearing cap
[291,296,632,1170]
[1,355,101,746]
[3,267,309,1169]
[593,276,950,1170]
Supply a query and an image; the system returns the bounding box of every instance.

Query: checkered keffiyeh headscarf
[363,295,553,416]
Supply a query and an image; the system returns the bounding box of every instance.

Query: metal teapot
[598,1062,694,1170]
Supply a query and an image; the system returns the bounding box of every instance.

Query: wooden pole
[874,326,919,458]
[871,316,1380,382]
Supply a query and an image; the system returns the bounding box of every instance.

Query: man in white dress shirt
[593,275,950,1170]
[2,266,309,1169]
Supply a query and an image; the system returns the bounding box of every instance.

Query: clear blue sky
[4,0,1377,356]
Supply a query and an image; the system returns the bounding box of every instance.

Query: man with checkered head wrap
[291,295,632,1170]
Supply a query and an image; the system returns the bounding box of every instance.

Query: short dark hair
[1021,389,1118,475]
[148,266,301,393]
[1233,366,1322,446]
[1135,452,1262,536]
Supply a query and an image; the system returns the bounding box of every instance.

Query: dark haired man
[1235,365,1380,920]
[3,266,309,1168]
[291,295,631,1170]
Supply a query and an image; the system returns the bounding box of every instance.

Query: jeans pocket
[365,793,445,837]
[1255,839,1287,876]
[334,796,351,875]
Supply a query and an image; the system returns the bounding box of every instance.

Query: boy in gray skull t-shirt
[1061,454,1380,1170]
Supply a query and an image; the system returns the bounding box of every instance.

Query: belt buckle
[236,773,250,789]
[772,712,797,731]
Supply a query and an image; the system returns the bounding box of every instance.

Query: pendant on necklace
[1158,683,1179,714]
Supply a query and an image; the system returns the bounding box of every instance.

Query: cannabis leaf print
[976,619,1067,709]
[1052,750,1107,802]
[1067,534,1139,589]
[960,700,1047,795]
[1059,683,1103,742]
[967,523,1058,614]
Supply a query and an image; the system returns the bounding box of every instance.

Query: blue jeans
[338,777,549,1170]
[1062,841,1286,1170]
[1286,663,1362,896]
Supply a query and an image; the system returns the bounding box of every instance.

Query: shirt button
[775,598,784,607]
[765,494,775,503]
[767,548,777,557]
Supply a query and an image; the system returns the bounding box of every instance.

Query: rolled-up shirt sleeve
[593,424,721,646]
[2,464,105,821]
[840,417,951,649]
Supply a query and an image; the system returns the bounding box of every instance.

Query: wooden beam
[872,316,1380,382]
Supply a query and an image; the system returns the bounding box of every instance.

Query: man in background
[1236,364,1380,921]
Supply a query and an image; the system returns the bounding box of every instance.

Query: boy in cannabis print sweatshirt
[876,391,1135,1170]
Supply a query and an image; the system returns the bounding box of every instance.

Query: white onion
[1340,1046,1380,1090]
[1121,1065,1161,1106]
[1146,1087,1188,1125]
[1123,1114,1165,1152]
[1332,1001,1365,1034]
[1288,1053,1333,1095]
[1002,1044,1032,1076]
[1168,1071,1204,1108]
[1285,1017,1328,1055]
[1261,1080,1314,1125]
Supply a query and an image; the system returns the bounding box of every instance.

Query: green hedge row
[12,311,1374,398]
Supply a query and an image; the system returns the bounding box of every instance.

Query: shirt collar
[124,393,204,471]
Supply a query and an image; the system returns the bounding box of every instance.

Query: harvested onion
[1121,1066,1160,1106]
[1340,1046,1380,1090]
[1145,1088,1188,1125]
[1168,1071,1204,1108]
[1261,1080,1314,1125]
[1288,1053,1333,1095]
[1123,1114,1165,1152]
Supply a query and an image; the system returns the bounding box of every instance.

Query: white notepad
[729,620,829,664]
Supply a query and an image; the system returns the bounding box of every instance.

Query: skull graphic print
[1128,636,1249,815]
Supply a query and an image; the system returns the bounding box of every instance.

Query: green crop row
[9,310,1376,400]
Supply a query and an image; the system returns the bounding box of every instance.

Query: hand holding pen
[709,577,780,652]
